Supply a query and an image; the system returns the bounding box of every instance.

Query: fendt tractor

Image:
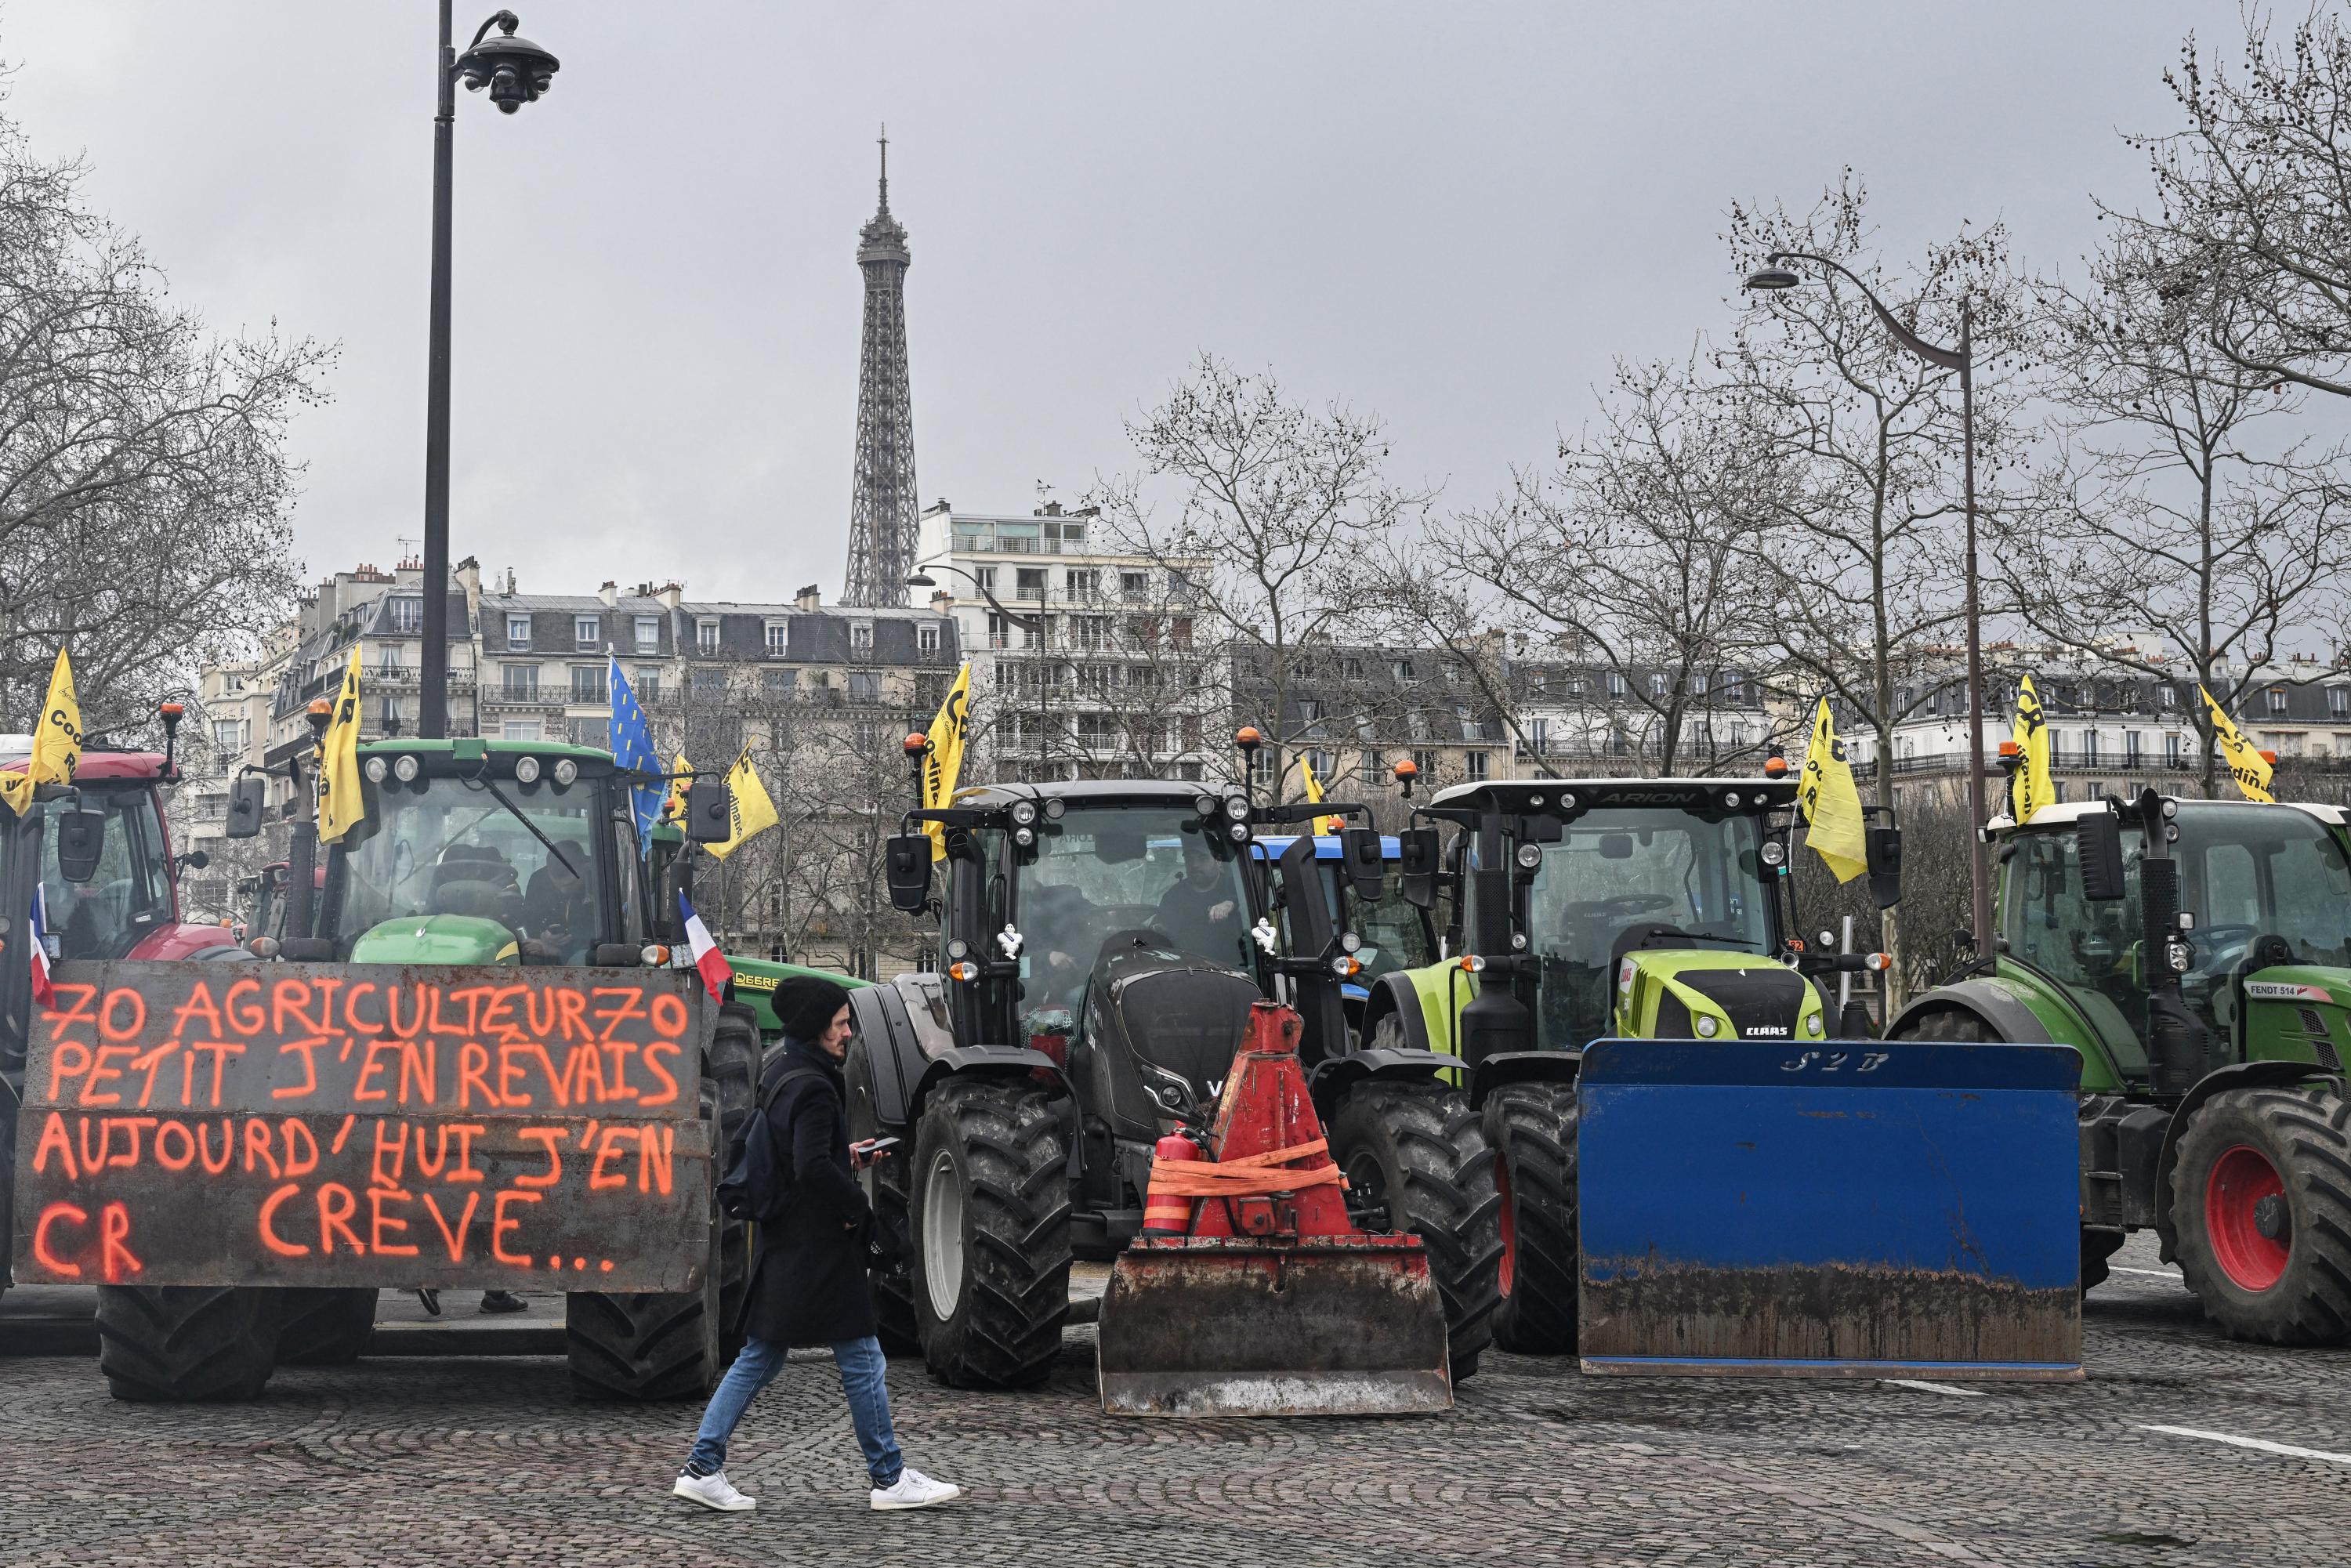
[0,706,250,1308]
[1892,788,2351,1344]
[840,733,1498,1409]
[11,722,763,1402]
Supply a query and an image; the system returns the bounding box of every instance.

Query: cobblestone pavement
[2,1235,2347,1568]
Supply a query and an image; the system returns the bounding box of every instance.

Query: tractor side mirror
[1399,827,1440,910]
[1339,827,1385,901]
[1867,824,1903,911]
[684,777,731,843]
[2076,813,2126,902]
[886,833,933,912]
[225,775,266,840]
[56,809,105,883]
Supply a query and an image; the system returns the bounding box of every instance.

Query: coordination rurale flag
[0,647,82,817]
[2201,686,2275,803]
[1798,697,1867,883]
[708,747,780,860]
[2009,675,2056,824]
[317,649,367,843]
[922,662,973,863]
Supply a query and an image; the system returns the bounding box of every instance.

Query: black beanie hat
[773,975,853,1042]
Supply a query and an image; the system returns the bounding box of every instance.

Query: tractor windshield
[1521,809,1772,1049]
[1316,859,1432,982]
[1014,806,1254,1020]
[323,773,610,961]
[31,784,176,961]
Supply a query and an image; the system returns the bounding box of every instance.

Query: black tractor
[844,739,1503,1389]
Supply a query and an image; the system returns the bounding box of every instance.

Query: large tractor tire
[97,1286,281,1402]
[911,1078,1070,1388]
[275,1287,380,1365]
[1483,1081,1581,1355]
[1328,1083,1502,1382]
[2169,1084,2351,1345]
[566,1016,756,1400]
[845,1037,918,1356]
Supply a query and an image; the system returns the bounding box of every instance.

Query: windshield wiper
[471,776,581,881]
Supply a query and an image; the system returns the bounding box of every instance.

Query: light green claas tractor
[1357,775,1900,1353]
[1889,790,2351,1343]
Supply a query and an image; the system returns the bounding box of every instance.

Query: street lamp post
[906,562,1049,640]
[418,6,560,739]
[1744,252,1993,952]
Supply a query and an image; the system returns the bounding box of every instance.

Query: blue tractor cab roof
[1255,834,1402,860]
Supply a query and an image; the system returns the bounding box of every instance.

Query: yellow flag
[2009,675,2056,824]
[317,649,367,843]
[663,751,691,825]
[1,648,83,817]
[921,663,973,863]
[2201,686,2276,802]
[709,746,780,860]
[1797,697,1867,883]
[1299,753,1344,836]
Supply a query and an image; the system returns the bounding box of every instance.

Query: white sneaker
[672,1469,755,1512]
[869,1467,962,1511]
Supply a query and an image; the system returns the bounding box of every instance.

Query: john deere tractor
[844,752,1502,1391]
[1361,773,1902,1353]
[1889,789,2351,1344]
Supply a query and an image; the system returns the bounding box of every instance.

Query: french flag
[28,885,53,1008]
[679,891,733,1001]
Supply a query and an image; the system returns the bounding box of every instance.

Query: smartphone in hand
[850,1135,901,1171]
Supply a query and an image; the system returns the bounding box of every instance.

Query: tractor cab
[302,739,660,967]
[1259,833,1437,1034]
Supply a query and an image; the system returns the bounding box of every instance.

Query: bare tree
[2119,6,2351,399]
[0,100,328,735]
[2000,221,2351,795]
[1423,354,1787,776]
[1085,355,1433,802]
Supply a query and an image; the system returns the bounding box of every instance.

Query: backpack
[717,1066,822,1224]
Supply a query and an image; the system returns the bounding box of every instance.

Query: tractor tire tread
[96,1286,281,1403]
[1485,1081,1581,1356]
[913,1079,1070,1389]
[2171,1083,2351,1345]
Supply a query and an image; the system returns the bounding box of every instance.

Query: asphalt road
[1,1236,2346,1567]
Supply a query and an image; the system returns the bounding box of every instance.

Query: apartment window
[697,619,720,654]
[2332,686,2350,719]
[2269,686,2289,715]
[1121,571,1148,600]
[1923,689,1940,716]
[1412,749,1438,777]
[574,615,600,650]
[849,622,875,654]
[2165,732,2183,764]
[1648,672,1668,699]
[1690,672,1708,697]
[762,668,798,696]
[634,615,661,654]
[1726,673,1746,704]
[918,622,940,653]
[1171,617,1193,650]
[502,665,538,701]
[1296,697,1324,724]
[389,596,422,633]
[1606,672,1627,699]
[691,667,728,697]
[571,664,607,704]
[856,721,880,751]
[1016,567,1048,599]
[506,614,531,650]
[212,719,240,753]
[380,695,404,732]
[2125,730,2143,766]
[1527,717,1549,752]
[1067,568,1099,600]
[848,671,881,704]
[634,669,661,704]
[2159,686,2178,708]
[987,613,1008,650]
[976,566,997,592]
[1072,615,1109,650]
[1465,751,1490,782]
[2083,729,2100,765]
[1394,658,1416,683]
[764,621,790,657]
[502,719,542,741]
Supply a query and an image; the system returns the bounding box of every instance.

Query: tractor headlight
[946,938,970,960]
[393,754,421,783]
[1696,1015,1719,1037]
[1515,842,1542,868]
[1228,822,1249,843]
[1011,801,1038,826]
[364,757,389,784]
[1722,790,1743,809]
[553,759,578,786]
[1339,930,1361,954]
[1194,795,1219,819]
[514,755,542,784]
[1760,841,1787,867]
[1043,798,1066,820]
[1013,826,1037,849]
[1224,795,1251,821]
[1805,1012,1825,1036]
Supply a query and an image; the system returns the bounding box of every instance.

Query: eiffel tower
[842,129,917,608]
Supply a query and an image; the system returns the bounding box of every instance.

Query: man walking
[672,976,961,1513]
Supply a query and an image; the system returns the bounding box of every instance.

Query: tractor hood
[348,914,520,967]
[2234,962,2351,1072]
[1082,934,1259,1130]
[1615,949,1825,1043]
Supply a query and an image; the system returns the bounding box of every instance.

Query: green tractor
[1889,789,2351,1343]
[59,732,760,1401]
[1360,775,1903,1353]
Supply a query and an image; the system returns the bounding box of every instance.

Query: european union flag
[608,656,662,854]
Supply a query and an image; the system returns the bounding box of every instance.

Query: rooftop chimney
[795,583,822,611]
[657,581,684,610]
[599,581,619,608]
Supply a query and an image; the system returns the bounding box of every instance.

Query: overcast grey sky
[8,2,2224,607]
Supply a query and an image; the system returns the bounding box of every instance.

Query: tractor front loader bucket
[1096,1001,1453,1417]
[1576,1037,2085,1381]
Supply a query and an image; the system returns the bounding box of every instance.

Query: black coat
[740,1037,878,1348]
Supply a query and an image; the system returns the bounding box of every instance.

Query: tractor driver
[1154,835,1241,965]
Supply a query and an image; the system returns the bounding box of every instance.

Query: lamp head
[1744,268,1802,293]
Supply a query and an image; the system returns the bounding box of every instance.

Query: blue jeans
[686,1335,904,1487]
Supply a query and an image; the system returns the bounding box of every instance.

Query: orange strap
[1146,1138,1345,1197]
